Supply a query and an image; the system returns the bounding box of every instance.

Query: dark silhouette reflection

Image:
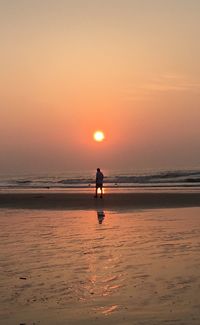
[97,210,105,224]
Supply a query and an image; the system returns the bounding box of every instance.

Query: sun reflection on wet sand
[1,208,200,324]
[100,304,119,315]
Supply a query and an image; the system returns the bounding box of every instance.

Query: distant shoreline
[0,192,200,210]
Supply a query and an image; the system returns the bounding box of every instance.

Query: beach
[0,191,200,210]
[1,192,200,324]
[1,0,200,323]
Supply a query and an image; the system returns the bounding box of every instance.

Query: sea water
[0,167,200,191]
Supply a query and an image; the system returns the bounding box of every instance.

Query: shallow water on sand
[1,208,200,325]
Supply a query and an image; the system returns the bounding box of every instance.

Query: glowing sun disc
[94,131,105,142]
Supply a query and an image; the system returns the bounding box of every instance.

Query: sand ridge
[0,192,200,210]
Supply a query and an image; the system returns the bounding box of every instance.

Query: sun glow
[93,131,105,142]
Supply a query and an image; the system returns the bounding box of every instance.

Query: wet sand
[1,207,200,324]
[0,192,200,210]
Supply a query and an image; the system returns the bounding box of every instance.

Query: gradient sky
[1,0,200,173]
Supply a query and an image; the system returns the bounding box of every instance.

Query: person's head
[97,168,100,172]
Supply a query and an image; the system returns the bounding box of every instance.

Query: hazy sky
[1,0,200,173]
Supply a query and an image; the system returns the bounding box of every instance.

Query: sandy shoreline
[1,207,200,325]
[0,192,199,210]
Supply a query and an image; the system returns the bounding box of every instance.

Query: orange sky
[1,0,200,173]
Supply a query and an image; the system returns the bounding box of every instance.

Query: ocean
[1,167,200,191]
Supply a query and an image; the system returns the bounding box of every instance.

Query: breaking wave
[0,168,200,189]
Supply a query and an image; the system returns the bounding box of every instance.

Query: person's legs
[94,185,98,198]
[94,184,103,198]
[100,185,103,198]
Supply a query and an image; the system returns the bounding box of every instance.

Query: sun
[93,131,105,142]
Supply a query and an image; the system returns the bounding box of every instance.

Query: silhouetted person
[94,168,104,198]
